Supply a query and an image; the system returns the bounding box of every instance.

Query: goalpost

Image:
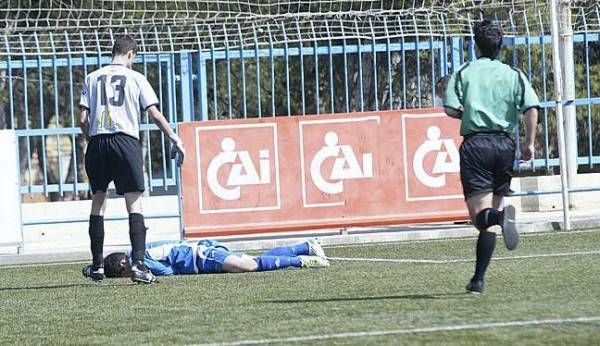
[549,0,569,230]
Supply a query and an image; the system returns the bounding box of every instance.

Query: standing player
[79,35,185,284]
[443,20,539,294]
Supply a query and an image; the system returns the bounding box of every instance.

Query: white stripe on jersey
[79,64,159,139]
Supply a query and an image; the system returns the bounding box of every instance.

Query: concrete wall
[0,130,22,254]
[21,195,180,254]
[512,173,600,211]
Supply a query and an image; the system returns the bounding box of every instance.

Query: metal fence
[1,27,600,199]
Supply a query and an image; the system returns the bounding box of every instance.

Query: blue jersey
[129,240,230,276]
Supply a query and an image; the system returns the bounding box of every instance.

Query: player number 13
[98,75,127,107]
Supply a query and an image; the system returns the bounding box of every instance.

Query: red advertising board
[180,109,468,237]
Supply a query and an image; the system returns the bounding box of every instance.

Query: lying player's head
[112,35,138,67]
[473,20,503,59]
[103,252,131,278]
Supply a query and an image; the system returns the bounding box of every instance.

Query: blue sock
[262,242,310,256]
[254,256,302,271]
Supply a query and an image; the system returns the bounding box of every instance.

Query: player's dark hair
[112,35,138,57]
[435,75,452,98]
[473,20,503,59]
[104,252,129,278]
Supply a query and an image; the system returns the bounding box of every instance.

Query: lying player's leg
[222,253,329,273]
[221,254,259,273]
[208,247,328,274]
[203,248,302,273]
[262,239,326,259]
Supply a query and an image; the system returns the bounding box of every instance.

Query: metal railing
[1,29,600,199]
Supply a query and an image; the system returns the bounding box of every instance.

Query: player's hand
[520,142,534,162]
[169,136,185,166]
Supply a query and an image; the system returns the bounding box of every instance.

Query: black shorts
[85,133,145,195]
[459,132,515,200]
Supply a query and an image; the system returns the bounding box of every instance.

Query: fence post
[179,51,194,122]
[197,52,209,121]
[450,37,462,72]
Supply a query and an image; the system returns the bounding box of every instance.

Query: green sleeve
[517,71,540,112]
[443,72,462,111]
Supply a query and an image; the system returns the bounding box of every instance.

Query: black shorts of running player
[85,133,145,195]
[459,132,515,200]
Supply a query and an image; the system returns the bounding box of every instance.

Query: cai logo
[196,123,280,213]
[412,125,460,188]
[402,113,463,201]
[299,116,380,208]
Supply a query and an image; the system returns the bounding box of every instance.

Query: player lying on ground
[86,239,329,281]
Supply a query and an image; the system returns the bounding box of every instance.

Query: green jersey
[443,57,540,136]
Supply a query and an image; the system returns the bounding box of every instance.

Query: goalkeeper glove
[169,135,185,166]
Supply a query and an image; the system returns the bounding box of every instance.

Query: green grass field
[2,230,600,345]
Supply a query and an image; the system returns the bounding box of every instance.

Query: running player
[79,35,185,284]
[95,239,329,279]
[443,20,540,294]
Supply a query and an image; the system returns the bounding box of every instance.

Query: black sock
[474,208,501,231]
[89,215,105,267]
[129,213,146,262]
[473,231,497,281]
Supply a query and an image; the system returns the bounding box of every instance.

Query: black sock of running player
[473,231,497,281]
[89,215,105,268]
[129,213,146,263]
[474,208,501,231]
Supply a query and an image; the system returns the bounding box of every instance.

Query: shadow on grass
[0,282,131,292]
[267,292,469,303]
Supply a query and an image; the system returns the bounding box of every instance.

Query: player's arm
[442,72,463,119]
[518,70,540,161]
[144,255,175,276]
[521,107,538,161]
[139,75,185,165]
[143,245,176,276]
[79,107,89,139]
[147,105,185,165]
[79,79,91,139]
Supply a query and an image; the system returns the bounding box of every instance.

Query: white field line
[2,228,600,269]
[3,249,598,270]
[324,228,600,249]
[198,316,600,346]
[0,260,88,269]
[328,249,600,264]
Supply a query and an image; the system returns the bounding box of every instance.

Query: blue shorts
[197,243,244,273]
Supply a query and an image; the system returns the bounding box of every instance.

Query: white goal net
[1,1,599,54]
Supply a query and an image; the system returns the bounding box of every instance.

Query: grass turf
[1,230,600,345]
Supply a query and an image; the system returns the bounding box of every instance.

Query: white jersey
[79,64,159,139]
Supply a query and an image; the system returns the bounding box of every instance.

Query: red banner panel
[180,109,468,237]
